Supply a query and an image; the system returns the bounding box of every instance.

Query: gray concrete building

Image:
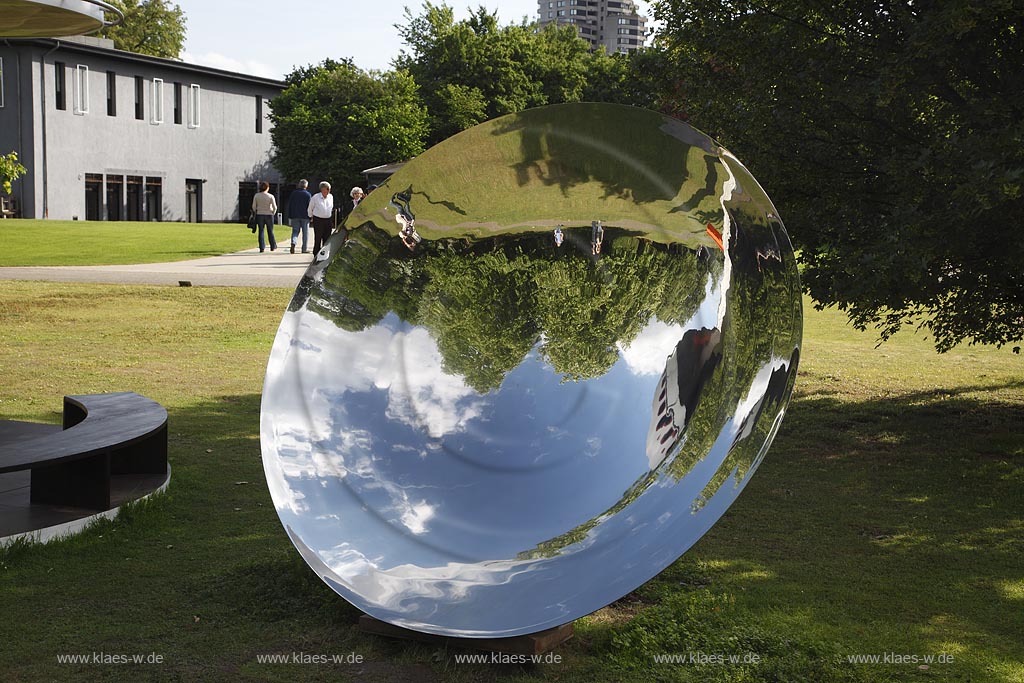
[536,0,648,54]
[0,35,285,222]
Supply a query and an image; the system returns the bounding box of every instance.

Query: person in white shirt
[251,181,278,252]
[308,181,334,256]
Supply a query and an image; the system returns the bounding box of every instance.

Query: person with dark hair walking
[252,181,278,252]
[287,179,312,254]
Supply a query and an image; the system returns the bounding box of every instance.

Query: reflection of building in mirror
[645,327,723,469]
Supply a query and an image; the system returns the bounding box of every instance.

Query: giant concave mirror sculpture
[261,102,802,638]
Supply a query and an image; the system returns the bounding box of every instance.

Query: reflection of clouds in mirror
[276,310,485,440]
[318,540,543,615]
[268,398,441,537]
[619,319,688,376]
[343,444,438,536]
[386,328,485,438]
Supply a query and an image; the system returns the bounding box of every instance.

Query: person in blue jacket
[287,179,313,254]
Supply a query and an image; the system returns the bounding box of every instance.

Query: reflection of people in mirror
[554,226,564,247]
[391,191,421,251]
[591,220,604,254]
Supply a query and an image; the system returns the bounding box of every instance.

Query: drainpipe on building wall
[39,40,61,218]
[2,41,26,216]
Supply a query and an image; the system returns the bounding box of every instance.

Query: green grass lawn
[0,282,1020,682]
[0,219,257,266]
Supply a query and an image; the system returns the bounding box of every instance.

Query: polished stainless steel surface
[261,103,802,637]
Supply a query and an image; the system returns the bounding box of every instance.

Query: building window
[73,64,89,115]
[106,71,116,116]
[151,78,164,124]
[188,83,200,128]
[557,9,565,15]
[255,95,262,134]
[134,75,143,120]
[55,61,66,110]
[0,57,5,108]
[548,11,553,17]
[173,82,182,124]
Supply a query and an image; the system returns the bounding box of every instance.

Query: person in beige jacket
[251,181,278,252]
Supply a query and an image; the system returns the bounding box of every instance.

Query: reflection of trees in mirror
[300,226,708,392]
[517,216,801,561]
[669,211,802,494]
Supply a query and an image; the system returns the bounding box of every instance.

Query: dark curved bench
[0,393,168,511]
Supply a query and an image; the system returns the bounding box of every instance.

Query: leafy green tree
[0,151,26,196]
[649,0,1024,352]
[395,3,625,145]
[99,0,186,59]
[269,60,429,190]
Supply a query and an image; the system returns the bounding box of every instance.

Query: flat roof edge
[1,38,286,88]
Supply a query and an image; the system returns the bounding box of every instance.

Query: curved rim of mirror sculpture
[261,102,802,638]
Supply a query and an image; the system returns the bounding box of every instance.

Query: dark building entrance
[106,175,123,221]
[84,174,103,221]
[186,179,203,223]
[145,177,162,221]
[127,176,143,221]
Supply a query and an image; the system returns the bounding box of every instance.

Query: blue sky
[173,0,654,80]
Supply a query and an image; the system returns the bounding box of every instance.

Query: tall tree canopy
[268,60,429,189]
[99,0,186,59]
[649,0,1024,352]
[394,2,634,144]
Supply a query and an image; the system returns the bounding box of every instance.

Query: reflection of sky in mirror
[264,329,793,637]
[264,307,674,566]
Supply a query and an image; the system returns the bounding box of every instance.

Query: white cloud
[179,50,279,79]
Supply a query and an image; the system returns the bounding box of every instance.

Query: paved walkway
[0,245,314,288]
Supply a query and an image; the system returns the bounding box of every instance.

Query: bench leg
[31,454,111,510]
[110,424,168,476]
